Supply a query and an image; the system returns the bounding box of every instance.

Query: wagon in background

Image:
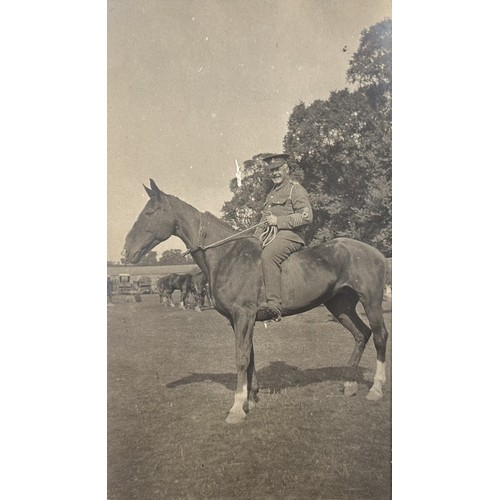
[117,274,134,295]
[137,275,153,294]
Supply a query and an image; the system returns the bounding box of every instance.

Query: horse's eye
[145,209,155,216]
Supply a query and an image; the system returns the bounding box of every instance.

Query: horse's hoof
[195,307,201,312]
[343,381,358,397]
[244,399,257,411]
[366,387,383,401]
[225,411,246,424]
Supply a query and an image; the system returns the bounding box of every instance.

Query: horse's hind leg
[192,289,202,312]
[361,301,389,401]
[166,290,175,307]
[324,292,372,396]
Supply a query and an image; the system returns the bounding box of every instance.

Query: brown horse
[123,180,389,424]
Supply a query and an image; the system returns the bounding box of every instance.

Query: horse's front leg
[179,289,187,310]
[226,310,255,424]
[192,290,202,312]
[244,344,259,410]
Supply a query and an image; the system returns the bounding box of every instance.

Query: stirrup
[256,305,281,322]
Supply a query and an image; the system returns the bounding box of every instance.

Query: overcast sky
[108,0,391,262]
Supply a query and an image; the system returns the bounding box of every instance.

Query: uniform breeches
[261,238,303,310]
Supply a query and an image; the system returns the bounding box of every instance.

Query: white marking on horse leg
[374,360,386,385]
[226,383,247,424]
[367,360,386,400]
[230,383,247,412]
[343,381,358,396]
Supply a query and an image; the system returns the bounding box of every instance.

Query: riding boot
[259,238,302,323]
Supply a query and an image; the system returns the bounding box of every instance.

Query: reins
[182,213,276,256]
[259,225,277,247]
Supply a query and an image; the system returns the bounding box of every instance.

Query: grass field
[108,294,392,499]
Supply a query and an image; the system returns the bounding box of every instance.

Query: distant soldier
[254,153,313,322]
[107,276,113,303]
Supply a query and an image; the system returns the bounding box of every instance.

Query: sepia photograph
[5,2,500,499]
[108,1,391,498]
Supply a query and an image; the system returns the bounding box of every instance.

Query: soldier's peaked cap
[262,153,290,168]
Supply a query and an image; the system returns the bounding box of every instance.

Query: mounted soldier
[254,153,313,322]
[124,179,389,422]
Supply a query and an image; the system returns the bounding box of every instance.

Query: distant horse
[191,270,213,309]
[123,180,389,424]
[157,273,201,311]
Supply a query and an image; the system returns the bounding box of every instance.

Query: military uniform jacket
[254,178,313,244]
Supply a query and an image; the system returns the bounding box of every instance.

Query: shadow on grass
[166,361,371,394]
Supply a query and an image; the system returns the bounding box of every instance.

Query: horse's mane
[164,193,237,235]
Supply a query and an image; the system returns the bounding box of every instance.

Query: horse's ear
[149,179,164,200]
[143,183,154,198]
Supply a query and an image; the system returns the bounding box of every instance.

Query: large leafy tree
[139,251,158,265]
[285,87,391,252]
[221,19,392,255]
[347,18,392,111]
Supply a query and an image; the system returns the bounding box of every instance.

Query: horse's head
[122,179,176,264]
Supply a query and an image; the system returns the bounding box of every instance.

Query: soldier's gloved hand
[263,213,278,226]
